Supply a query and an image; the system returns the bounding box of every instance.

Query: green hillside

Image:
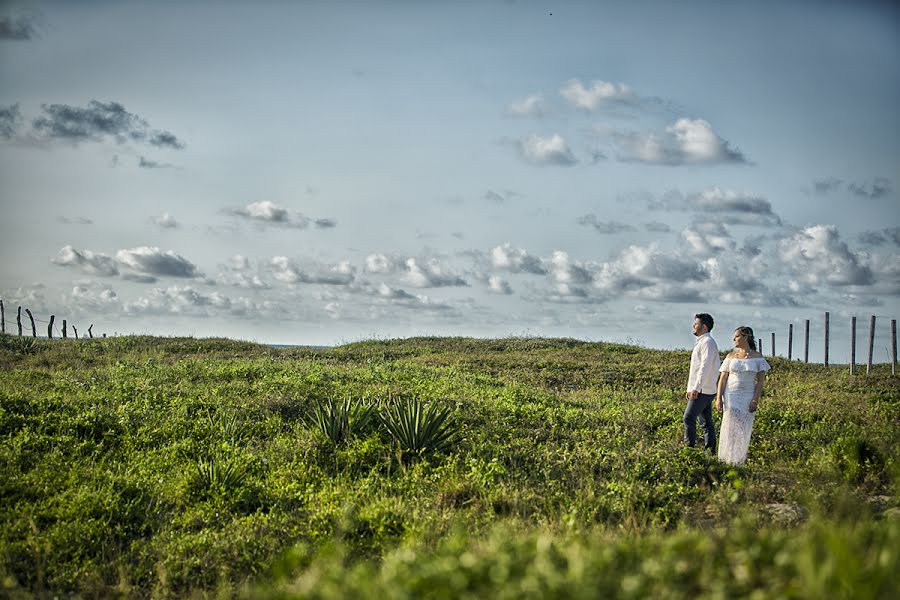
[0,335,897,598]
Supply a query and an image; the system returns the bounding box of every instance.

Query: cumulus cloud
[228,201,310,228]
[559,79,636,111]
[115,246,202,278]
[69,282,119,312]
[124,286,255,317]
[370,283,454,312]
[52,246,120,277]
[404,257,468,288]
[138,156,174,169]
[591,243,709,303]
[365,253,402,274]
[0,11,39,40]
[858,227,900,247]
[271,256,356,285]
[681,222,735,257]
[577,214,636,234]
[847,178,892,200]
[151,212,179,229]
[58,216,93,225]
[612,118,747,165]
[490,243,547,274]
[483,189,518,204]
[487,275,513,295]
[645,221,671,233]
[813,177,892,199]
[314,218,337,229]
[0,103,22,139]
[517,134,577,166]
[648,188,782,227]
[778,225,873,286]
[216,254,270,289]
[52,246,119,277]
[686,188,781,226]
[508,93,545,117]
[30,100,186,149]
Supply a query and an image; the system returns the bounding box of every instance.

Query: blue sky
[1,0,898,360]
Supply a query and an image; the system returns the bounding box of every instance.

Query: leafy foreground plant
[311,397,376,444]
[196,455,247,491]
[380,398,459,462]
[256,516,900,600]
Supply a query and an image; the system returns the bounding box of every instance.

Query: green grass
[0,334,898,598]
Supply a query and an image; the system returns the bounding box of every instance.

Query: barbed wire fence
[1,298,104,341]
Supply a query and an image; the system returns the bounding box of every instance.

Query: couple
[684,313,770,465]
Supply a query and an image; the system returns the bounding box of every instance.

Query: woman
[715,326,770,465]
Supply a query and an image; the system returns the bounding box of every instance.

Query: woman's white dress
[718,357,770,465]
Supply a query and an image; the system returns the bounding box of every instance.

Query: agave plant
[380,398,459,460]
[196,455,246,490]
[204,407,245,442]
[311,397,376,444]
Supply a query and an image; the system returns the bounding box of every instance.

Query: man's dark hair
[695,313,714,331]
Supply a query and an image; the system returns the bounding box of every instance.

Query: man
[684,313,720,451]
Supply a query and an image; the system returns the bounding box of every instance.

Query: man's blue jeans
[684,392,716,451]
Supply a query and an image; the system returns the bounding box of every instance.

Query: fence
[756,312,897,376]
[0,299,105,340]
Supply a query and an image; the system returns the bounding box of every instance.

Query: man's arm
[693,339,713,393]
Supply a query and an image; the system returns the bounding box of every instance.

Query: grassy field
[0,334,897,598]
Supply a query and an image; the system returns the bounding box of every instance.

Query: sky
[1,0,899,361]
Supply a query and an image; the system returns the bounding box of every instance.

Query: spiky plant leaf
[380,398,459,458]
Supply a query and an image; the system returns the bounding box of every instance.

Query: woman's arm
[715,371,728,411]
[748,371,767,413]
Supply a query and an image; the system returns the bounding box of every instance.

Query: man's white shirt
[687,332,720,395]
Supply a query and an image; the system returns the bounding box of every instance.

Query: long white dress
[717,357,770,465]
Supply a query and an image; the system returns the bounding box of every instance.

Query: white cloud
[490,243,547,274]
[559,79,635,110]
[487,275,512,295]
[777,225,873,286]
[613,118,746,165]
[517,134,577,166]
[681,222,735,257]
[508,93,545,117]
[270,256,356,285]
[124,286,255,316]
[151,212,179,228]
[365,253,401,274]
[577,214,636,234]
[230,201,309,228]
[52,245,119,277]
[404,257,468,288]
[115,246,202,278]
[686,188,781,226]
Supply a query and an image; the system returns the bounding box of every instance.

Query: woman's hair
[736,326,757,352]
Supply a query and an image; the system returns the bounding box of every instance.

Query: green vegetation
[0,334,897,598]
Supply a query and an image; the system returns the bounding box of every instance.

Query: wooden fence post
[867,315,876,375]
[25,309,36,338]
[0,299,4,334]
[48,315,55,339]
[73,326,78,340]
[788,324,793,360]
[892,320,897,376]
[771,332,775,357]
[824,312,830,367]
[850,316,857,375]
[804,319,810,363]
[17,306,22,336]
[62,319,67,339]
[88,324,94,339]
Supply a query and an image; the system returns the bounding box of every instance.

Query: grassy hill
[0,334,897,598]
